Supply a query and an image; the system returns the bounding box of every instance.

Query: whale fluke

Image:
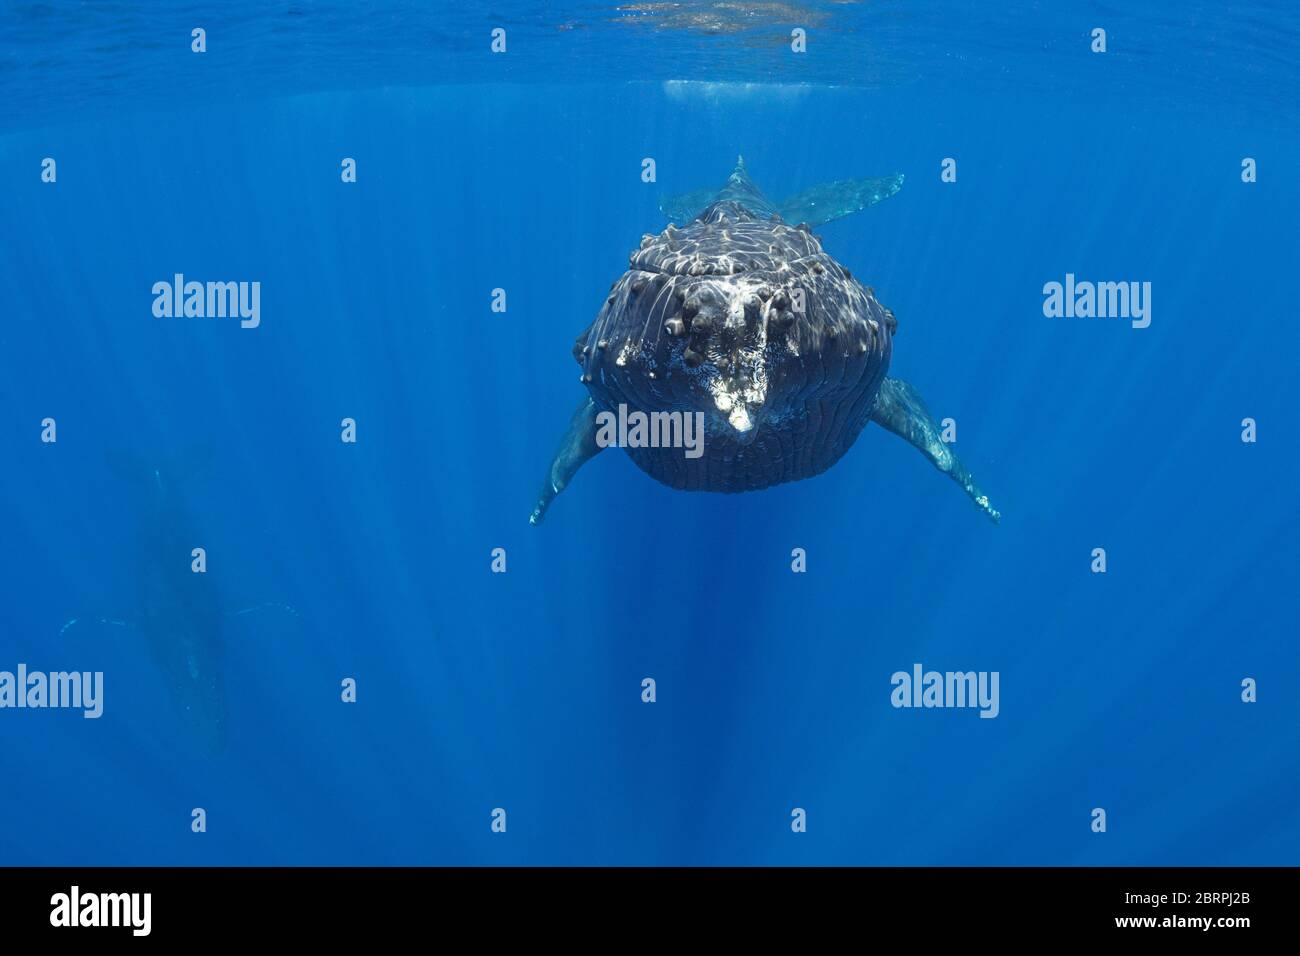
[660,188,719,225]
[660,158,903,227]
[777,173,904,228]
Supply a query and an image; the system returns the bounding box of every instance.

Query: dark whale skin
[571,200,896,493]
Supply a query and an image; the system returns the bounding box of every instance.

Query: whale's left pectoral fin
[530,396,604,525]
[777,172,904,227]
[870,377,1001,523]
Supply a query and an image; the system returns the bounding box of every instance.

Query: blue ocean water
[1,2,1298,865]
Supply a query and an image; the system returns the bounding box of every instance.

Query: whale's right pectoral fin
[870,376,1001,523]
[530,396,604,525]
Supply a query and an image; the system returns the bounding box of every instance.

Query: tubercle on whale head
[597,266,884,367]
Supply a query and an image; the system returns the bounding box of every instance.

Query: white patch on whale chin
[705,276,769,433]
[725,403,753,432]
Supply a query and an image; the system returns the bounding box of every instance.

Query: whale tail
[660,156,904,227]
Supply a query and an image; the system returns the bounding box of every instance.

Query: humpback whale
[530,158,1000,524]
[63,452,294,753]
[128,460,229,751]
